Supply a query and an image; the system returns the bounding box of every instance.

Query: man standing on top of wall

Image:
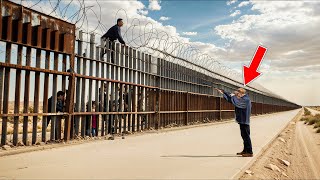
[102,18,126,63]
[216,87,253,157]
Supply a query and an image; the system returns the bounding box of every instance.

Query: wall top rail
[1,0,76,54]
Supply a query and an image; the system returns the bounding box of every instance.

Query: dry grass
[304,107,311,116]
[300,116,312,122]
[308,117,318,125]
[2,121,49,134]
[1,102,47,135]
[301,112,320,133]
[314,121,320,128]
[309,106,320,111]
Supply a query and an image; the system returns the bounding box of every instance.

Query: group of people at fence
[46,82,146,139]
[44,18,147,140]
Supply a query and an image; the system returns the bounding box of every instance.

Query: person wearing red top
[86,101,97,137]
[91,103,97,137]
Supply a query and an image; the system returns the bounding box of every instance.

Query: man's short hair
[238,88,246,94]
[117,18,123,24]
[57,91,65,97]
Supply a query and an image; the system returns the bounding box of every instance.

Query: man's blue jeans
[92,128,96,137]
[240,124,253,154]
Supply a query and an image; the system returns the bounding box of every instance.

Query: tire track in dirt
[293,121,320,179]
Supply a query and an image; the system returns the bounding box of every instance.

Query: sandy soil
[240,111,320,179]
[0,102,44,135]
[309,106,320,111]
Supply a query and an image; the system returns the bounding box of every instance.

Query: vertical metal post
[87,33,94,136]
[1,41,12,146]
[41,29,52,141]
[75,30,82,137]
[64,52,75,141]
[12,13,23,145]
[100,38,107,135]
[23,46,31,145]
[80,39,87,137]
[32,26,42,144]
[95,46,101,136]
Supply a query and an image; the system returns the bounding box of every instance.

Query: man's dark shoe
[242,153,253,157]
[236,151,245,155]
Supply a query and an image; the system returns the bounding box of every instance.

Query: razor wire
[16,0,282,99]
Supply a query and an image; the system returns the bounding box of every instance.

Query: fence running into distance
[0,1,300,146]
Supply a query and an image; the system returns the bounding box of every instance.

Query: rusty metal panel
[95,46,101,136]
[0,1,77,146]
[42,51,50,142]
[74,31,82,137]
[2,6,13,41]
[24,22,32,45]
[136,87,141,131]
[15,9,23,43]
[1,0,74,53]
[13,45,22,145]
[127,84,133,131]
[80,52,87,137]
[22,47,31,145]
[114,81,119,133]
[32,49,41,144]
[119,84,124,132]
[1,43,12,146]
[0,0,2,37]
[87,33,95,137]
[100,41,106,135]
[109,78,115,134]
[0,65,3,118]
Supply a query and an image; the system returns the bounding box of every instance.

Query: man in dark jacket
[47,91,65,125]
[216,87,253,157]
[47,91,65,140]
[102,18,125,63]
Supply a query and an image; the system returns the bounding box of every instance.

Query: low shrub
[304,108,311,116]
[300,117,307,121]
[308,118,319,125]
[314,121,320,128]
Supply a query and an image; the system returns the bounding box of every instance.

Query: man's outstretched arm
[223,91,232,103]
[116,26,126,44]
[215,88,232,103]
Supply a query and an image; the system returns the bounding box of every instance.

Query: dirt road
[0,109,301,179]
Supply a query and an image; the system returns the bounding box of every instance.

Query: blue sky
[141,0,255,45]
[143,0,233,44]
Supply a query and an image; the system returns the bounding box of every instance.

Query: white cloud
[227,0,237,6]
[149,0,161,11]
[214,1,320,69]
[139,9,148,15]
[230,10,241,17]
[182,32,198,36]
[214,1,320,105]
[283,50,305,56]
[159,16,170,21]
[238,1,250,7]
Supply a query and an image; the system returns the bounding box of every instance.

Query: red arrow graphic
[243,45,267,86]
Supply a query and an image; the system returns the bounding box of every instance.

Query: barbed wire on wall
[16,0,277,97]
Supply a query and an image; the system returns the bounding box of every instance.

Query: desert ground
[240,108,320,179]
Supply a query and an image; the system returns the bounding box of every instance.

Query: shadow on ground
[161,154,241,158]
